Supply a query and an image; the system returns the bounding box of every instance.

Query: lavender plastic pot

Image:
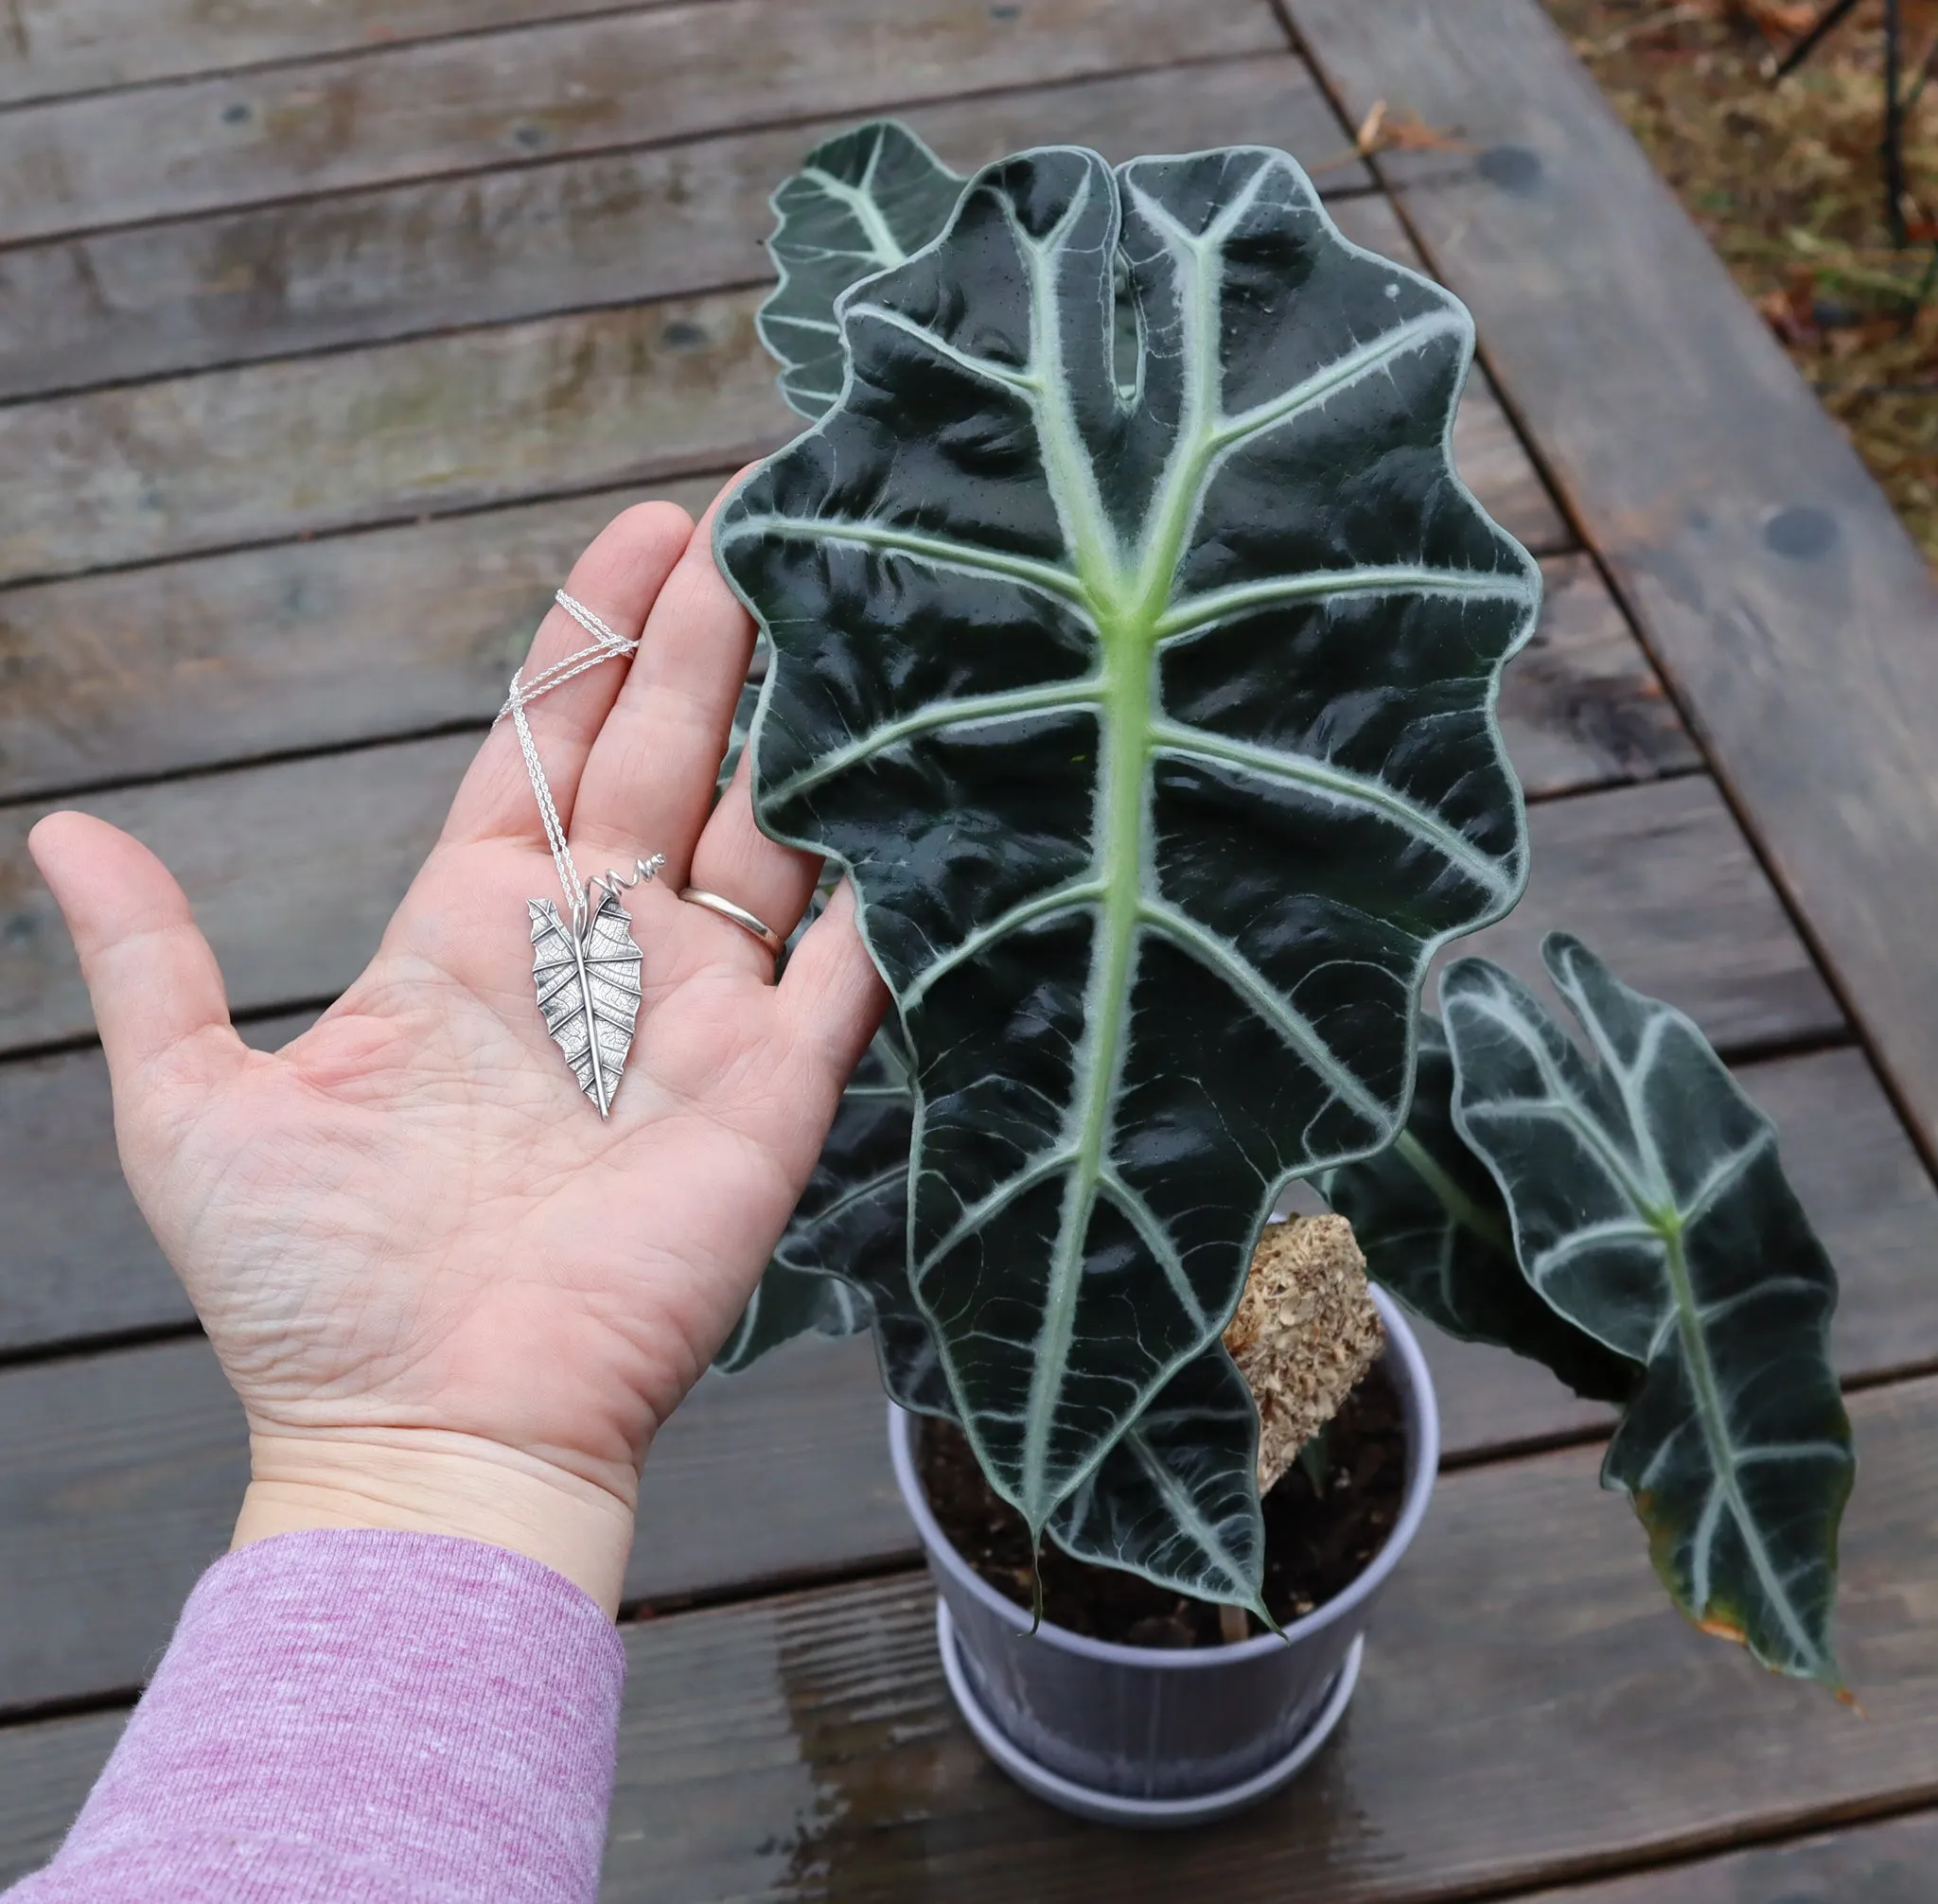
[888,1287,1438,1825]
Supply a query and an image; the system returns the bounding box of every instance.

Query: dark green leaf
[1328,1015,1640,1404]
[720,145,1537,1536]
[758,120,967,418]
[1046,1343,1266,1612]
[1443,934,1853,1684]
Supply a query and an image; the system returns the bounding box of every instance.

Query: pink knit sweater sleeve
[5,1529,627,1904]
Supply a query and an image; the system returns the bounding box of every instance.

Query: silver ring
[679,887,785,959]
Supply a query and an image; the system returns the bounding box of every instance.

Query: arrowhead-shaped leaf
[1327,1015,1641,1404]
[719,144,1537,1537]
[528,890,643,1118]
[758,120,967,419]
[1442,934,1853,1684]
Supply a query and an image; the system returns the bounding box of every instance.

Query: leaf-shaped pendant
[528,890,643,1118]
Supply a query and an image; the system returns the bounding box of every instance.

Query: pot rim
[887,1283,1440,1670]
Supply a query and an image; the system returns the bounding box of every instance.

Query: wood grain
[1443,775,1842,1054]
[0,0,1284,243]
[1505,555,1700,799]
[1285,0,1938,1165]
[0,477,723,800]
[3,1043,1925,1712]
[0,1710,125,1886]
[0,0,706,108]
[591,1374,1938,1903]
[0,57,1365,399]
[1516,1810,1938,1900]
[0,275,1559,591]
[0,749,1821,1057]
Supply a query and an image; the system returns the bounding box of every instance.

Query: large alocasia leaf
[1327,1015,1640,1404]
[718,144,1539,1539]
[758,120,966,419]
[1442,934,1853,1684]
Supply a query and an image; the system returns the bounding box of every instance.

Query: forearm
[5,1530,626,1904]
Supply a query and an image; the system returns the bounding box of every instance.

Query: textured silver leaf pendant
[529,890,643,1118]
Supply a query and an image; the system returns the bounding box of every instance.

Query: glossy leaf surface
[758,120,966,418]
[1444,935,1853,1684]
[1328,1016,1640,1404]
[720,144,1537,1534]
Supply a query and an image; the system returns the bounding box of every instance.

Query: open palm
[30,495,884,1609]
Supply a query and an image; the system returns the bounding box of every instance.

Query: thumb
[29,811,246,1108]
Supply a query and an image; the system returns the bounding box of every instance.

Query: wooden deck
[4,0,1938,1895]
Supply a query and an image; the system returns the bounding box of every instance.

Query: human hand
[28,493,886,1615]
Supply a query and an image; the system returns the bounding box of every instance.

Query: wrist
[234,1429,637,1619]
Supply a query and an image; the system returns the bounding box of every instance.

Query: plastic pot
[886,1286,1439,1826]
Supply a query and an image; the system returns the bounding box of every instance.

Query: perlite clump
[1223,1215,1385,1492]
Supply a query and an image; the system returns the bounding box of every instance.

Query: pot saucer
[935,1600,1363,1829]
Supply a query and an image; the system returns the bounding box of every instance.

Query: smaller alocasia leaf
[1442,934,1854,1684]
[1326,1015,1640,1404]
[757,120,966,418]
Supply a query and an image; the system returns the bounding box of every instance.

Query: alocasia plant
[1439,936,1852,1683]
[716,141,1536,1552]
[709,121,1852,1677]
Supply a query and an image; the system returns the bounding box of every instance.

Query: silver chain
[497,590,661,926]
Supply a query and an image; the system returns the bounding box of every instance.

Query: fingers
[681,751,823,978]
[28,812,246,1104]
[570,475,762,882]
[442,500,694,850]
[779,880,890,1079]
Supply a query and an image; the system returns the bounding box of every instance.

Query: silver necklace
[499,590,663,1119]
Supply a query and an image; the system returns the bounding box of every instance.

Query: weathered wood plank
[1504,554,1700,799]
[0,58,1365,399]
[0,1710,125,1886]
[0,478,722,801]
[0,0,1284,244]
[1518,1810,1938,1900]
[0,749,1821,1058]
[1439,775,1841,1054]
[1285,0,1938,1165]
[3,1042,1921,1712]
[0,0,701,109]
[0,291,782,586]
[0,283,1559,591]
